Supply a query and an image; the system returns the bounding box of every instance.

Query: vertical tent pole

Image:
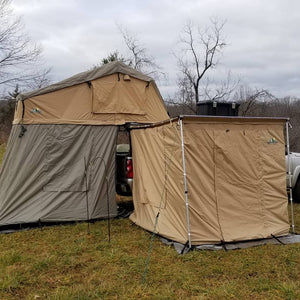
[179,118,192,248]
[286,120,295,234]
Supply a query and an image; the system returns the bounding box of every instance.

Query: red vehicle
[116,143,133,196]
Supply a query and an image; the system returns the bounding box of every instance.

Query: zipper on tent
[179,118,192,248]
[19,99,27,138]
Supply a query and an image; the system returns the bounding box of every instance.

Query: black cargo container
[196,101,240,116]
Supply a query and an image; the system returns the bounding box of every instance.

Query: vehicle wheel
[292,178,300,203]
[117,205,133,218]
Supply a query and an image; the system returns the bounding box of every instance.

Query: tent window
[91,75,146,115]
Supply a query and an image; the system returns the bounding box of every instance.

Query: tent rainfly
[129,116,291,247]
[0,61,168,228]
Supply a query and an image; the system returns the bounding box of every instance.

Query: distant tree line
[239,95,300,151]
[0,86,16,143]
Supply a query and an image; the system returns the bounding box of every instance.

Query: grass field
[0,146,300,299]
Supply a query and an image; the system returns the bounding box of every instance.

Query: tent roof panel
[17,61,154,101]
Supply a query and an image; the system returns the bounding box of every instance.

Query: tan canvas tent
[130,116,290,247]
[14,61,167,125]
[0,61,168,228]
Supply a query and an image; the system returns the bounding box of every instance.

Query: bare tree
[201,71,239,102]
[0,0,52,143]
[165,76,197,115]
[26,67,52,90]
[118,25,163,79]
[176,18,228,105]
[236,85,275,116]
[0,0,50,91]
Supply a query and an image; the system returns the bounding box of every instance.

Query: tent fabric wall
[130,123,188,243]
[130,117,290,245]
[0,124,118,227]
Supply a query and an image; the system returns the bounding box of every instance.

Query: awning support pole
[286,120,295,234]
[179,118,192,248]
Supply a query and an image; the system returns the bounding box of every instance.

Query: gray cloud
[11,0,300,98]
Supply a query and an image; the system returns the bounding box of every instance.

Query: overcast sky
[11,0,300,99]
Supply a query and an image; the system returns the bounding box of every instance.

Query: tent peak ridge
[17,61,154,101]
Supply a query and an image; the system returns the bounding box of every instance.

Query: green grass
[0,214,299,300]
[0,145,300,299]
[0,143,6,165]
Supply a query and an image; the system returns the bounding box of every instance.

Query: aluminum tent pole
[286,120,295,234]
[179,118,192,248]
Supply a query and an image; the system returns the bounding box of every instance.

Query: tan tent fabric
[17,61,153,101]
[92,75,146,115]
[130,116,290,245]
[130,123,189,243]
[13,62,168,125]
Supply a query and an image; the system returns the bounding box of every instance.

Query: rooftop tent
[14,61,168,125]
[0,61,169,228]
[129,116,290,247]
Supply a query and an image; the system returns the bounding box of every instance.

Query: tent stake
[286,120,295,234]
[179,118,192,248]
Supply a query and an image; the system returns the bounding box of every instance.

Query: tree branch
[176,18,227,104]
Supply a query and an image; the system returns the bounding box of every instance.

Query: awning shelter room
[130,116,290,247]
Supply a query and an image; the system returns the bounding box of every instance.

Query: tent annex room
[0,61,168,228]
[129,116,291,247]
